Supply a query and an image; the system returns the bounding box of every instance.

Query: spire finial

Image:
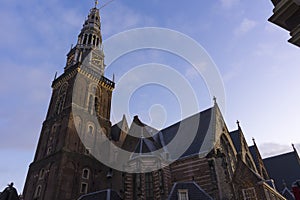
[213,96,217,105]
[236,120,240,129]
[252,137,256,145]
[292,143,296,152]
[95,0,99,8]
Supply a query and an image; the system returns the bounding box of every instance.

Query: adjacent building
[269,0,300,47]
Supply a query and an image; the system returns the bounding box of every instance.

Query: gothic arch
[55,82,68,115]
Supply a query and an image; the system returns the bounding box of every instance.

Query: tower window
[88,34,92,45]
[88,94,93,114]
[88,125,94,135]
[95,97,99,114]
[39,169,45,180]
[46,147,52,155]
[55,83,68,115]
[34,185,42,198]
[83,34,87,44]
[80,182,88,194]
[82,168,90,179]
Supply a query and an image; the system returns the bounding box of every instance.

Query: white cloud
[259,143,300,158]
[220,0,239,9]
[234,18,257,36]
[102,3,156,37]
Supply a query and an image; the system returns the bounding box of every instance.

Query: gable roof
[167,182,213,200]
[110,115,128,142]
[77,189,122,200]
[124,103,225,161]
[263,150,300,192]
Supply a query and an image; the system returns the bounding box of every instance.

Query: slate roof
[126,105,220,160]
[263,150,300,192]
[160,107,214,159]
[167,182,213,200]
[77,189,122,200]
[229,129,241,153]
[249,146,258,167]
[110,115,128,141]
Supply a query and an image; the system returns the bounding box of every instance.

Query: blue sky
[0,0,300,193]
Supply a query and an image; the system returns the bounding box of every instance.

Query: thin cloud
[234,18,257,36]
[259,142,300,158]
[220,0,239,9]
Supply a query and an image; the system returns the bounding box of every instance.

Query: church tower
[23,3,115,200]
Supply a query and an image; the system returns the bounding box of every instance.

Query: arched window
[88,125,94,135]
[55,83,68,115]
[83,34,87,44]
[88,94,93,114]
[92,35,96,46]
[96,38,99,46]
[39,169,45,180]
[88,34,92,45]
[82,168,90,179]
[95,97,99,114]
[34,185,42,198]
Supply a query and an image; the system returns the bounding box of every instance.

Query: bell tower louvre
[22,3,115,200]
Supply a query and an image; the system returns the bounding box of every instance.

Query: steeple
[77,5,102,48]
[64,3,105,75]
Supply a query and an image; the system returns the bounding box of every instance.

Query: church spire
[77,5,102,48]
[65,2,105,75]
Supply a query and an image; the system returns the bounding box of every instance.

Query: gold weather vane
[95,0,99,8]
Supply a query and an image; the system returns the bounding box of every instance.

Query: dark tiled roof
[160,107,213,159]
[167,182,213,200]
[249,145,260,173]
[78,189,122,200]
[229,129,241,153]
[111,115,128,141]
[263,151,300,192]
[126,106,217,160]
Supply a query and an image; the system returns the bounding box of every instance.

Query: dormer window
[178,189,189,200]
